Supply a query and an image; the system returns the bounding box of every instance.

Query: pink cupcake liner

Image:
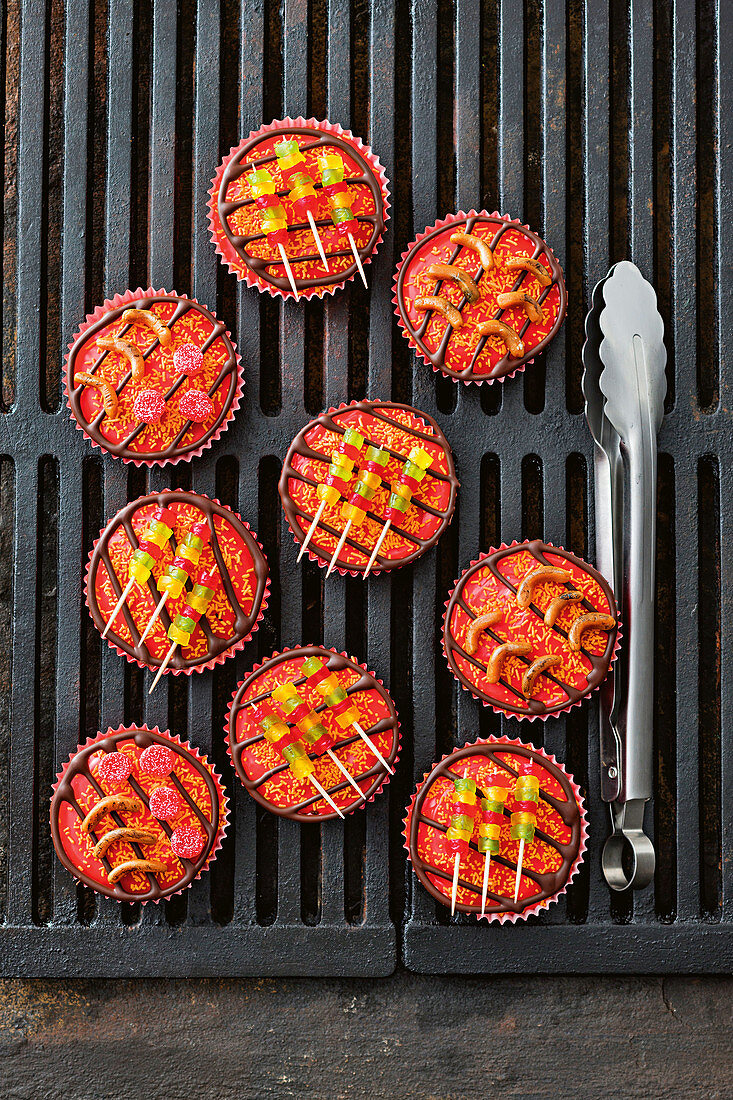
[64,288,243,467]
[51,725,229,905]
[208,117,390,302]
[224,645,401,821]
[393,211,567,386]
[84,490,270,677]
[442,540,621,722]
[404,736,588,924]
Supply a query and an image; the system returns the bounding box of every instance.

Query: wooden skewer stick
[138,590,170,645]
[348,232,368,288]
[352,720,393,774]
[450,852,461,916]
[307,211,330,272]
[278,243,300,301]
[481,850,492,917]
[101,576,136,639]
[326,748,363,798]
[309,774,344,819]
[513,838,525,903]
[297,499,327,562]
[363,520,390,578]
[326,518,353,577]
[148,640,177,694]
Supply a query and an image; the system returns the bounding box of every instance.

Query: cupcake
[278,400,459,576]
[50,726,228,903]
[394,211,567,384]
[65,289,242,465]
[208,118,390,301]
[86,491,269,676]
[404,738,587,922]
[225,646,400,821]
[443,540,618,719]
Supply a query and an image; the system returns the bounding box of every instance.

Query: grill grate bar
[0,0,731,975]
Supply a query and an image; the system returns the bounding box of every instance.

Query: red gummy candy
[170,824,206,860]
[148,785,182,820]
[132,388,166,424]
[139,744,176,779]
[178,389,214,423]
[173,343,204,377]
[96,751,132,787]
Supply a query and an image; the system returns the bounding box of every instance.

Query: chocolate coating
[217,125,386,293]
[66,293,240,462]
[278,400,459,574]
[407,740,583,916]
[395,213,567,382]
[51,728,223,903]
[227,646,399,822]
[443,540,618,716]
[87,490,269,672]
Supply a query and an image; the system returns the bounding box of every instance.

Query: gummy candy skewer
[326,444,390,576]
[248,165,299,300]
[251,702,344,818]
[317,153,368,288]
[297,428,366,562]
[271,682,363,800]
[511,764,540,902]
[479,784,510,916]
[301,656,394,774]
[273,138,331,272]
[148,569,220,693]
[363,446,434,577]
[138,518,211,644]
[102,506,175,639]
[447,767,478,915]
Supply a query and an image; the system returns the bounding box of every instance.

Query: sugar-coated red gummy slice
[179,389,214,423]
[170,824,206,859]
[96,751,133,786]
[139,744,176,778]
[132,388,166,424]
[173,343,204,376]
[148,785,183,820]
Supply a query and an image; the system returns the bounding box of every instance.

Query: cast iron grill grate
[0,0,729,975]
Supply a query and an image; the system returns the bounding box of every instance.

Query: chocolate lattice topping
[406,740,585,918]
[51,727,224,903]
[395,213,567,382]
[66,292,241,463]
[86,490,269,673]
[227,646,400,821]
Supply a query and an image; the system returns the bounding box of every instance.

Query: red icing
[286,405,454,570]
[52,728,227,900]
[395,212,566,383]
[133,388,166,423]
[445,544,617,717]
[405,740,585,920]
[92,497,264,667]
[140,744,175,779]
[179,389,214,423]
[67,292,241,462]
[230,650,399,819]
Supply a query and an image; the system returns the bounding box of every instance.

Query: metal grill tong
[582,261,667,890]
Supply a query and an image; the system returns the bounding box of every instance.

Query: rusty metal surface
[0,0,730,975]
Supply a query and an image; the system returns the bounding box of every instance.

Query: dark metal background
[0,0,729,976]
